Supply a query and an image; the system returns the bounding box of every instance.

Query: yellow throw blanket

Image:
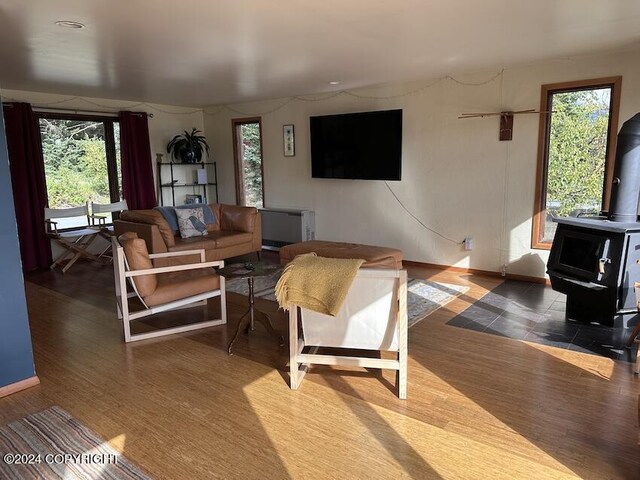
[275,253,365,316]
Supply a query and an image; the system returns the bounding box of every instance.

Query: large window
[38,113,121,228]
[532,77,621,249]
[232,117,264,208]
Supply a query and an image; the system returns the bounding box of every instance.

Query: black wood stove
[547,113,640,328]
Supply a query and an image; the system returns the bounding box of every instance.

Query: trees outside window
[532,77,621,248]
[38,114,121,229]
[232,118,264,208]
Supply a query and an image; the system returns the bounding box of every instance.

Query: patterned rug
[0,406,150,479]
[406,279,469,327]
[227,273,468,327]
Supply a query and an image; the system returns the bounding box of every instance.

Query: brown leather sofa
[114,204,261,266]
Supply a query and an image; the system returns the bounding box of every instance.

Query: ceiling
[0,0,639,107]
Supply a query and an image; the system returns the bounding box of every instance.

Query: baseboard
[404,260,550,285]
[0,376,40,399]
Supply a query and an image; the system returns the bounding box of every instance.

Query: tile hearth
[447,280,637,361]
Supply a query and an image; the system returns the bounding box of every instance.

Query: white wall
[204,48,640,278]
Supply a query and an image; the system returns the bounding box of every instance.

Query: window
[532,77,621,249]
[232,117,264,208]
[38,113,121,229]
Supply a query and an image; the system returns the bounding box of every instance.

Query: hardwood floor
[2,258,640,479]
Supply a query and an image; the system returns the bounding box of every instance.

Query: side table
[218,262,285,354]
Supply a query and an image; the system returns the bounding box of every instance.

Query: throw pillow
[175,207,208,238]
[154,205,217,232]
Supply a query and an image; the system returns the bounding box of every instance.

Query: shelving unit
[157,161,219,206]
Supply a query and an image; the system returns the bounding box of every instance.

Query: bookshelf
[157,160,219,206]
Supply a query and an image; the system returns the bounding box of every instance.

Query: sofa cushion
[206,204,221,232]
[120,210,175,247]
[175,207,208,238]
[168,236,218,252]
[144,269,221,307]
[220,204,257,233]
[208,231,253,248]
[118,232,157,297]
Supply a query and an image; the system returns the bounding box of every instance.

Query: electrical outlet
[463,237,474,251]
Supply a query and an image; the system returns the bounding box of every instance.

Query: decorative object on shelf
[185,194,203,204]
[196,168,207,185]
[283,124,295,156]
[167,128,210,163]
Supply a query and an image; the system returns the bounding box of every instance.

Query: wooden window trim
[531,76,622,250]
[231,117,265,207]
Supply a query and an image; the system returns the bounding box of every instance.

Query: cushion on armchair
[143,269,221,307]
[118,232,157,297]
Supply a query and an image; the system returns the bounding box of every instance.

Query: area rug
[406,279,469,327]
[0,406,151,480]
[227,273,468,327]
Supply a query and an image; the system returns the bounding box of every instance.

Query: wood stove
[548,217,640,327]
[547,112,640,328]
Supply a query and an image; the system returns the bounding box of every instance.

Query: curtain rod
[31,106,154,118]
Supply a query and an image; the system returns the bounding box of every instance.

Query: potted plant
[166,128,210,164]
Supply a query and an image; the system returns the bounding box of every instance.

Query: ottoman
[279,240,403,269]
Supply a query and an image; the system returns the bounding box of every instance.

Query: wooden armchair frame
[112,237,226,343]
[289,268,408,399]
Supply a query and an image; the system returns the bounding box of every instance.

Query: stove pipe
[609,113,640,222]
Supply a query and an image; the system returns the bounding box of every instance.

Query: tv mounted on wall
[310,109,402,180]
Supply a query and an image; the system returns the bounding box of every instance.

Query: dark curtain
[119,111,156,210]
[2,102,52,271]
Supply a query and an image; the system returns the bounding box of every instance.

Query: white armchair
[288,268,408,399]
[112,233,226,343]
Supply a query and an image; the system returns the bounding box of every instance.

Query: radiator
[259,208,315,249]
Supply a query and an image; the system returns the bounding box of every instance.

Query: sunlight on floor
[62,435,127,479]
[524,341,616,378]
[242,369,581,479]
[108,434,127,453]
[241,370,349,477]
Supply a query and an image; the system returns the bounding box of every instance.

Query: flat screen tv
[310,109,402,180]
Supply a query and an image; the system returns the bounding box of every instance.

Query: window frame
[36,112,121,230]
[231,116,265,207]
[531,76,622,250]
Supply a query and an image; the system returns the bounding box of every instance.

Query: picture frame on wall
[283,124,295,157]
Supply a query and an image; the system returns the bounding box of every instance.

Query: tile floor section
[447,280,638,362]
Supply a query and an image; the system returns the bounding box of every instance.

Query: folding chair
[89,200,129,259]
[89,199,128,227]
[45,205,108,273]
[289,268,408,399]
[112,232,226,342]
